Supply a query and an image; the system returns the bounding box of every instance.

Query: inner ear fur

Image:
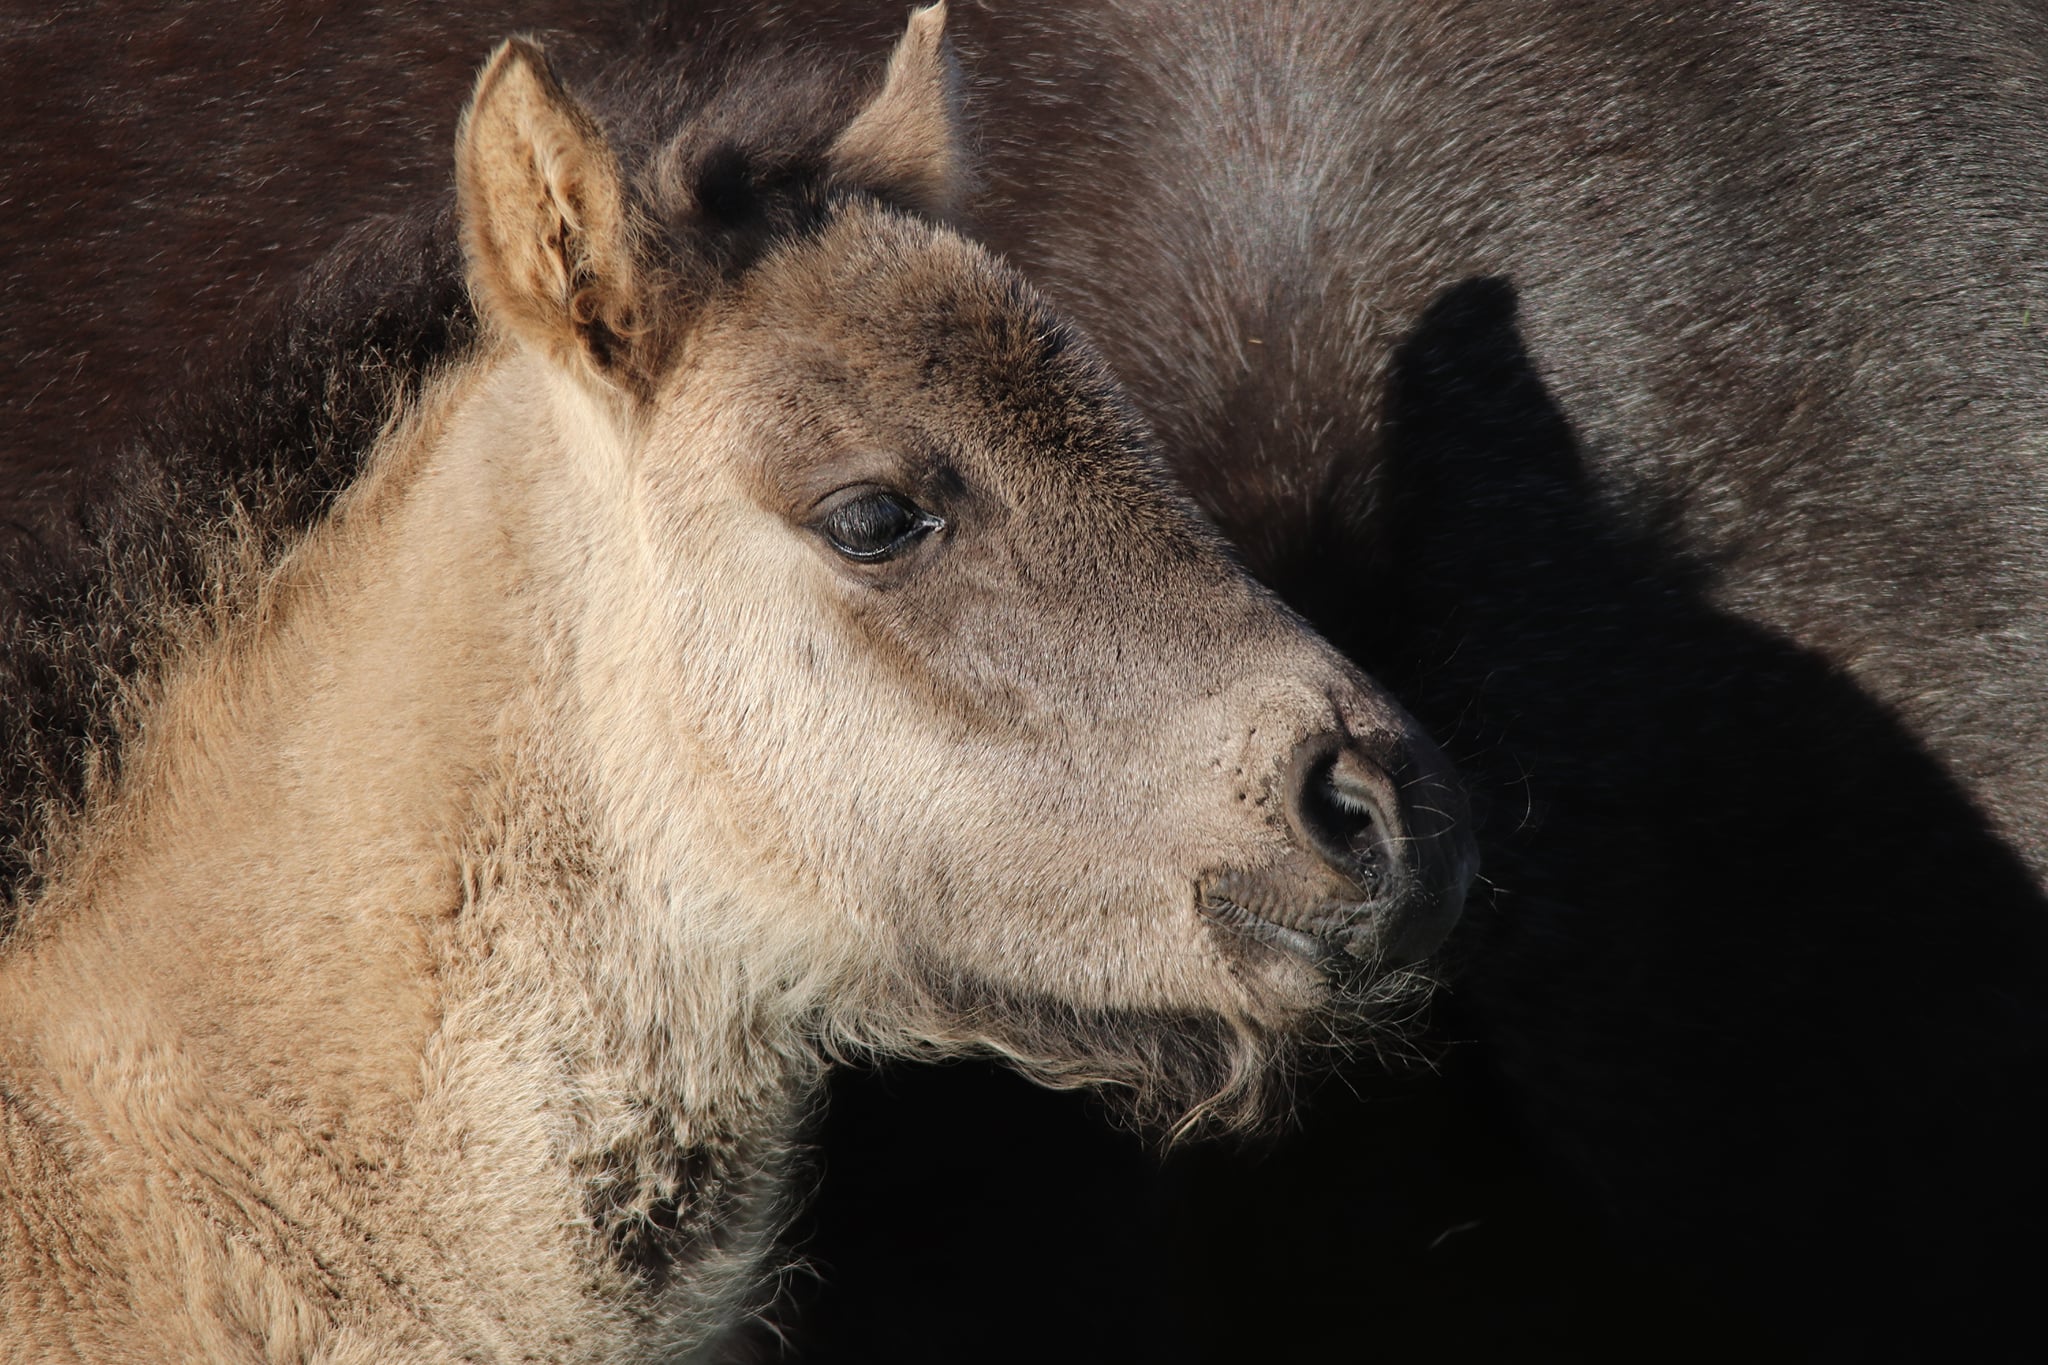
[829,3,967,219]
[457,38,647,392]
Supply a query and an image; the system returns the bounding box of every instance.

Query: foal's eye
[817,490,943,563]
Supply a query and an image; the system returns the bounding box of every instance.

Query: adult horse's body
[0,13,1473,1359]
[7,1,2048,1358]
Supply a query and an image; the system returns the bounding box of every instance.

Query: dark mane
[0,208,475,922]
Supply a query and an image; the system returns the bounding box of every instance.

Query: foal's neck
[2,356,589,1146]
[0,317,838,1365]
[2,354,811,1352]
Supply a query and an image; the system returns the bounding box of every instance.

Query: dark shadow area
[1169,277,2048,1362]
[783,1060,1174,1364]
[788,278,2048,1362]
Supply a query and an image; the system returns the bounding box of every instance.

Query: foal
[0,10,1472,1358]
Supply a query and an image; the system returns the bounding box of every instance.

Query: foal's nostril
[1212,726,1470,969]
[1286,735,1403,892]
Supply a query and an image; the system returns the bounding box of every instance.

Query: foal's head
[455,6,1475,1124]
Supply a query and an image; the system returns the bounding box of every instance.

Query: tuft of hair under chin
[812,955,1443,1144]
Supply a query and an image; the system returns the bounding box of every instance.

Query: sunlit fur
[0,14,1457,1359]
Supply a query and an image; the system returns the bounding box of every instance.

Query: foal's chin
[890,939,1436,1139]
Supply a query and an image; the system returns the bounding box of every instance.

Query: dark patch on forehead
[730,209,1245,610]
[916,272,1218,555]
[925,279,1085,395]
[769,218,1161,476]
[1033,314,1076,365]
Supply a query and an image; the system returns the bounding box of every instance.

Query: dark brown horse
[8,2,2048,1359]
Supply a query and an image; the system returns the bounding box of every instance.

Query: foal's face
[456,17,1473,1116]
[631,206,1474,1042]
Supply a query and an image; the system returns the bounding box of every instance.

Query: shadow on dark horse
[1177,278,2048,1361]
[790,279,2048,1363]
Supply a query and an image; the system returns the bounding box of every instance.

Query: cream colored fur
[0,12,1442,1359]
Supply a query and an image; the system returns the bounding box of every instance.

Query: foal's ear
[457,39,645,392]
[829,3,966,219]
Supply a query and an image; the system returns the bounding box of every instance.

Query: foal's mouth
[1198,876,1379,964]
[1196,871,1376,957]
[1197,854,1468,971]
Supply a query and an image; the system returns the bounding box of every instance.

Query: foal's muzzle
[1204,726,1476,968]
